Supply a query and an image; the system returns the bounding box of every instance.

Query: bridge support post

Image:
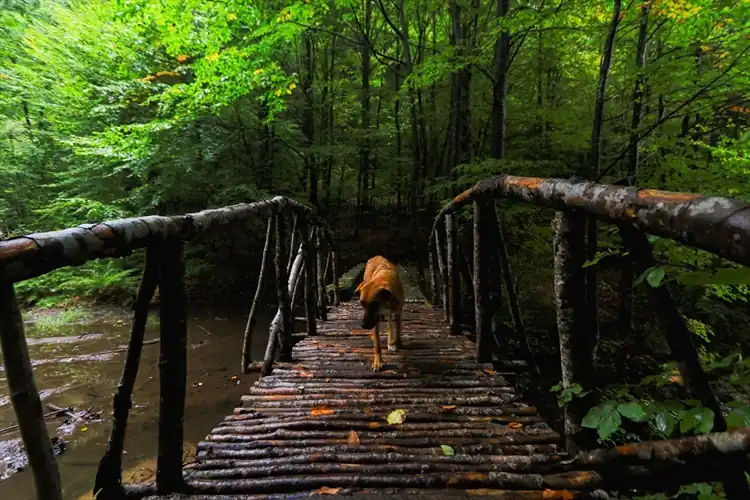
[274,212,294,362]
[473,198,492,362]
[301,219,317,336]
[242,215,275,373]
[0,281,63,500]
[331,249,340,306]
[315,227,328,321]
[95,244,161,497]
[434,222,449,321]
[446,213,462,335]
[552,210,592,454]
[156,235,187,494]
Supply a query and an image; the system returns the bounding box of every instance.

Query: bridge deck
[146,302,593,499]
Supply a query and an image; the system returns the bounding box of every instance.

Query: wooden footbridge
[1,175,750,499]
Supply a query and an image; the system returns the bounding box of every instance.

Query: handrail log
[0,196,335,283]
[434,175,750,267]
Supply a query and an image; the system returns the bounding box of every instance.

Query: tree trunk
[490,0,510,160]
[302,30,317,207]
[618,2,650,332]
[585,0,622,368]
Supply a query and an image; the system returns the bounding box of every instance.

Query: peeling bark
[437,175,750,268]
[0,196,330,283]
[316,227,328,321]
[553,211,592,454]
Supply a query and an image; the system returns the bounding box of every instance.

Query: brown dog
[355,256,405,371]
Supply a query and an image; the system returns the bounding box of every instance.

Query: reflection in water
[0,304,274,500]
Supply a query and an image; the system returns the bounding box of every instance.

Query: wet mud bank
[0,302,275,499]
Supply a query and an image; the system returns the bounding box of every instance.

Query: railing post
[241,215,275,373]
[315,227,328,322]
[428,231,440,307]
[331,248,340,306]
[0,281,62,500]
[274,212,294,361]
[552,210,591,454]
[435,222,449,320]
[286,213,298,275]
[473,198,492,362]
[156,235,187,494]
[446,213,461,335]
[95,244,161,496]
[300,219,317,336]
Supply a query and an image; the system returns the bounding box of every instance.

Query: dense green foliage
[1,0,749,494]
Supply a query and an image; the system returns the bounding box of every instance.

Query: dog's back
[362,256,403,306]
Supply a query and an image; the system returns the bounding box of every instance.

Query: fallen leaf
[508,422,523,429]
[484,368,496,375]
[347,430,360,446]
[442,405,457,411]
[440,444,455,456]
[310,408,335,416]
[316,486,342,495]
[81,427,88,432]
[387,409,407,425]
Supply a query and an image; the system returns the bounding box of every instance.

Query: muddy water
[0,303,275,500]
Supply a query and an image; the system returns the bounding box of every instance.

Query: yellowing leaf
[317,487,342,495]
[347,430,360,445]
[205,53,219,62]
[386,409,407,425]
[227,13,237,22]
[288,82,297,90]
[176,54,189,63]
[254,68,264,76]
[81,427,88,432]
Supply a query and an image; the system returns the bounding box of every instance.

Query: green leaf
[440,444,455,456]
[652,410,676,437]
[727,407,750,429]
[598,405,622,440]
[617,402,648,422]
[581,405,605,429]
[646,266,666,288]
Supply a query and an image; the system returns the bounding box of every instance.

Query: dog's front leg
[387,314,399,352]
[371,323,383,371]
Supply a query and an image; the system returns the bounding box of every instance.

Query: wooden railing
[428,174,750,499]
[0,196,337,499]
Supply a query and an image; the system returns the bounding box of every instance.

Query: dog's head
[355,280,393,329]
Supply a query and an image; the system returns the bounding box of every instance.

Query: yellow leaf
[81,427,88,432]
[288,82,297,90]
[508,422,523,429]
[347,430,361,446]
[386,409,407,425]
[227,13,237,22]
[205,53,219,62]
[254,68,264,76]
[275,89,283,97]
[317,487,342,495]
[176,54,190,63]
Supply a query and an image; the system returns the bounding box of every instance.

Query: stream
[0,303,274,500]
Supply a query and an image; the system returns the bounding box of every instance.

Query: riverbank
[0,301,275,500]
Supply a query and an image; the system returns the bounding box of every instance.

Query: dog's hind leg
[371,323,383,371]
